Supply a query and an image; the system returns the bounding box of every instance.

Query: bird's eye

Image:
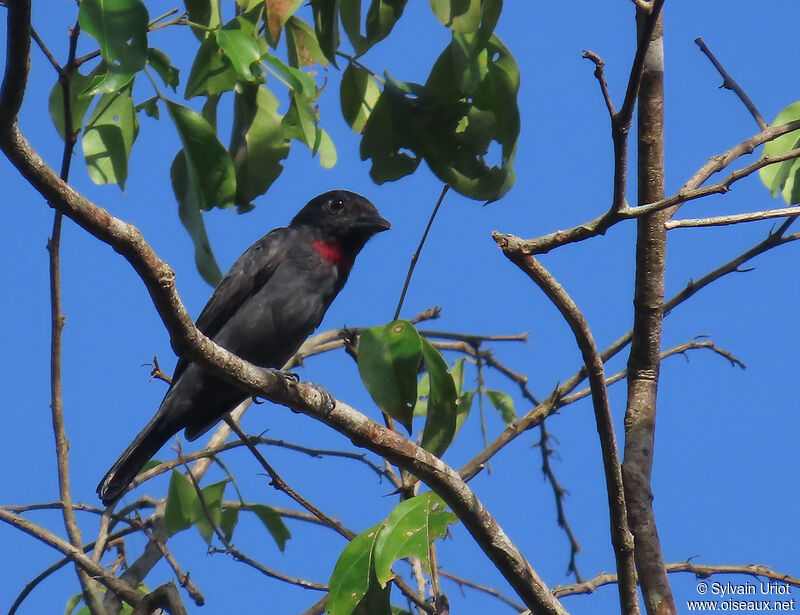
[326,199,345,214]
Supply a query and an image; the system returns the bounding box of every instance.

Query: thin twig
[30,27,63,74]
[582,50,615,117]
[132,436,395,491]
[504,255,638,614]
[0,508,143,606]
[461,222,800,479]
[439,569,525,612]
[537,422,583,583]
[7,527,139,615]
[552,561,800,599]
[394,185,449,320]
[223,416,354,540]
[694,37,767,130]
[181,454,328,591]
[666,206,800,229]
[43,19,106,615]
[493,118,800,256]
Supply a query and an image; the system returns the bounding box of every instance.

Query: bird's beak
[354,213,391,233]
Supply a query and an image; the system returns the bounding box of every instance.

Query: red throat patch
[312,239,354,270]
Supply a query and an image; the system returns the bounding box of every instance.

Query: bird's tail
[97,412,180,506]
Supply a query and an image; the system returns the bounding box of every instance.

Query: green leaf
[264,0,304,47]
[220,507,239,542]
[455,390,474,432]
[285,16,330,68]
[449,357,466,393]
[341,0,407,55]
[760,102,800,204]
[147,48,179,91]
[358,320,423,433]
[167,99,237,211]
[318,128,338,168]
[82,85,139,189]
[428,0,481,33]
[422,34,519,201]
[359,81,422,183]
[282,94,322,153]
[217,29,263,82]
[311,0,341,67]
[78,0,149,94]
[353,576,391,615]
[486,389,516,424]
[413,372,430,417]
[249,504,292,551]
[419,337,458,457]
[193,480,228,544]
[185,36,239,99]
[49,68,97,140]
[373,492,457,587]
[164,471,199,536]
[184,0,221,39]
[135,96,160,118]
[341,63,380,133]
[262,53,319,99]
[65,593,83,615]
[328,524,383,615]
[230,84,290,211]
[359,34,519,201]
[170,150,224,286]
[365,0,408,48]
[781,158,800,204]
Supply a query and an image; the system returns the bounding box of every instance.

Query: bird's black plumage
[98,190,390,505]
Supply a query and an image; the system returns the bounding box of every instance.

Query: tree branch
[499,254,638,615]
[694,37,767,130]
[552,561,800,599]
[394,184,449,320]
[0,19,564,608]
[492,119,800,256]
[666,206,800,229]
[623,8,675,613]
[0,508,143,607]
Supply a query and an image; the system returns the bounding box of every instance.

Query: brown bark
[622,9,677,615]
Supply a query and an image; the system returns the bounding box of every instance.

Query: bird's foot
[265,367,299,382]
[312,383,336,414]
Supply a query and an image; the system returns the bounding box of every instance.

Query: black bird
[98,190,390,505]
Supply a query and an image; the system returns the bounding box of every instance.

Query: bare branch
[537,422,583,583]
[498,254,638,615]
[439,569,525,612]
[552,561,800,599]
[0,507,143,606]
[624,8,675,612]
[463,221,799,481]
[582,50,615,117]
[394,184,449,320]
[492,119,800,256]
[666,206,800,229]
[694,37,767,130]
[7,527,139,615]
[223,416,354,540]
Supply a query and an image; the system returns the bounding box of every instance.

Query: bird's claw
[265,368,300,383]
[313,384,336,414]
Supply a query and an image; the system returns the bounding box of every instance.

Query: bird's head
[291,190,391,251]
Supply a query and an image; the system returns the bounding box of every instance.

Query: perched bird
[98,190,390,505]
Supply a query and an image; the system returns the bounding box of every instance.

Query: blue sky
[2,2,799,614]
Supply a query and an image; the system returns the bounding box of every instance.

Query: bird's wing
[171,226,294,382]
